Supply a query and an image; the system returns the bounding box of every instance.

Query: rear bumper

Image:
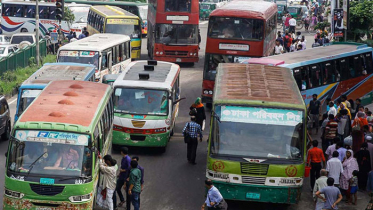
[212,180,302,204]
[153,56,199,63]
[112,130,169,147]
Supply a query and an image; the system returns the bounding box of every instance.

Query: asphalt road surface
[0,21,368,210]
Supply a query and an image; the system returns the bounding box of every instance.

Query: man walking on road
[308,140,326,190]
[201,179,227,210]
[128,160,142,210]
[313,169,328,210]
[114,147,131,209]
[182,116,203,165]
[289,15,296,34]
[309,94,321,134]
[326,151,343,187]
[315,178,343,210]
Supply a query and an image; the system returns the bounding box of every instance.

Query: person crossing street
[182,116,203,165]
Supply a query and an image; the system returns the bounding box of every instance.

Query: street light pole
[35,0,40,66]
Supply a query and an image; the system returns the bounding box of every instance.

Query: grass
[0,54,57,96]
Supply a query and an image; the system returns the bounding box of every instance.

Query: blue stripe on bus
[0,23,24,32]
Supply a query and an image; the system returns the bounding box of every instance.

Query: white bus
[0,1,71,39]
[57,33,131,81]
[67,3,91,36]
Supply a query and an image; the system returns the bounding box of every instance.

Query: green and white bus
[4,80,114,209]
[206,63,306,204]
[112,60,181,152]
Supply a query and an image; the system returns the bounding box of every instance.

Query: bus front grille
[165,51,188,56]
[30,184,65,196]
[240,163,269,175]
[242,176,266,185]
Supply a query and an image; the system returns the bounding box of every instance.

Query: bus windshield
[105,19,141,39]
[208,17,264,40]
[114,88,168,116]
[18,89,42,116]
[69,5,89,23]
[156,24,198,45]
[58,50,99,68]
[211,106,304,160]
[138,5,148,20]
[8,130,92,178]
[204,54,251,80]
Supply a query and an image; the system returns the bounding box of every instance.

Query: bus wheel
[20,28,28,32]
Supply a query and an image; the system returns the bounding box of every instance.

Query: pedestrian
[285,14,291,32]
[310,14,317,30]
[327,101,337,117]
[189,97,206,129]
[96,155,118,210]
[340,150,359,202]
[282,13,287,33]
[315,177,343,210]
[274,40,284,55]
[70,32,78,42]
[367,111,373,127]
[78,31,86,39]
[349,170,359,205]
[182,116,203,165]
[323,114,338,152]
[354,142,371,190]
[289,39,296,52]
[201,179,227,210]
[307,140,326,190]
[325,138,339,160]
[296,44,303,51]
[313,169,328,210]
[305,15,310,31]
[336,142,347,162]
[276,33,284,46]
[341,95,351,110]
[131,156,144,192]
[309,94,321,135]
[326,151,343,187]
[283,32,291,52]
[335,112,347,141]
[128,160,142,210]
[114,147,131,209]
[338,102,351,120]
[352,112,368,153]
[67,31,73,41]
[289,15,296,34]
[355,98,362,118]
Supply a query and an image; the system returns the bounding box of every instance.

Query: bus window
[3,4,13,16]
[365,53,373,74]
[293,68,302,90]
[337,58,349,81]
[14,5,24,17]
[309,64,322,88]
[26,5,36,18]
[349,55,361,77]
[300,66,311,90]
[322,61,338,84]
[101,51,108,69]
[165,0,191,12]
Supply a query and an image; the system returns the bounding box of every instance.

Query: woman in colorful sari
[340,150,359,203]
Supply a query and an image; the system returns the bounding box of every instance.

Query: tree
[348,1,373,41]
[63,6,75,27]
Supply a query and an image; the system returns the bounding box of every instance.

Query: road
[0,21,368,210]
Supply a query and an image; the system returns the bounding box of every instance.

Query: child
[349,170,359,205]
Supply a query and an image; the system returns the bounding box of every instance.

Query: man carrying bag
[182,116,203,165]
[201,179,228,210]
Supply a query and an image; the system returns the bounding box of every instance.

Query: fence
[0,40,47,75]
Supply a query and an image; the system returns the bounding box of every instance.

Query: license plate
[176,58,182,62]
[40,178,55,185]
[246,192,260,200]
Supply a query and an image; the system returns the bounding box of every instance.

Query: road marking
[199,21,208,25]
[8,98,17,105]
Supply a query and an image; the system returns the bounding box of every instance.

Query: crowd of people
[274,30,307,54]
[307,94,373,209]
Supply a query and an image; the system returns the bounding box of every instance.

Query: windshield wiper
[25,152,47,178]
[59,175,91,181]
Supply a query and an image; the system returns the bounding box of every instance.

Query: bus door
[171,75,180,126]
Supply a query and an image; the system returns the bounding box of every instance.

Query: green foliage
[314,22,331,31]
[0,55,57,95]
[63,6,75,26]
[349,1,373,40]
[28,57,36,66]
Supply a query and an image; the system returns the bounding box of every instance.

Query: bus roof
[18,80,110,127]
[22,63,95,85]
[210,0,277,19]
[58,33,131,52]
[270,43,371,66]
[241,58,285,66]
[91,5,138,18]
[214,63,304,106]
[65,0,148,7]
[113,60,180,90]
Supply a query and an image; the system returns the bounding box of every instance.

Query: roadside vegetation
[0,55,56,96]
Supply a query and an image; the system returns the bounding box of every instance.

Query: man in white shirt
[327,101,337,117]
[289,16,297,33]
[274,40,284,55]
[313,169,328,210]
[326,151,343,187]
[325,138,339,160]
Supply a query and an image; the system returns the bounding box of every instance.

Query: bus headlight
[69,193,92,203]
[209,90,213,95]
[190,52,193,56]
[203,90,209,94]
[194,53,197,56]
[160,51,163,55]
[5,188,24,198]
[156,51,159,55]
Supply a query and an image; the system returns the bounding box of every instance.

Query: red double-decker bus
[202,0,277,106]
[147,0,199,63]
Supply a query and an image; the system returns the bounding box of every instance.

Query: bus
[206,63,306,204]
[147,0,200,63]
[4,80,113,209]
[65,0,149,36]
[14,62,96,122]
[57,33,132,81]
[266,43,373,109]
[1,1,71,39]
[68,3,91,36]
[112,60,181,152]
[87,6,142,59]
[202,0,277,106]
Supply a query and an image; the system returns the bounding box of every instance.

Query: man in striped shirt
[182,116,203,165]
[323,114,338,152]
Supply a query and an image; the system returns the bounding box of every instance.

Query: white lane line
[8,98,17,105]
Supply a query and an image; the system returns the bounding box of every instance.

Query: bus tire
[20,28,28,32]
[159,146,166,153]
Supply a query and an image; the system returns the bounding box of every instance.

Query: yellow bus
[87,5,142,59]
